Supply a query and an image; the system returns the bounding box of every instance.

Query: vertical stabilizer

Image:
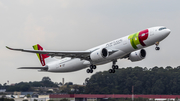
[33,44,57,66]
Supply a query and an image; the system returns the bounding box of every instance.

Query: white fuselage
[46,26,170,72]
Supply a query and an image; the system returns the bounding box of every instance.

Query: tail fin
[33,44,57,66]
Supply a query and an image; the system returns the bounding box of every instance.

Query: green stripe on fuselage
[128,32,140,49]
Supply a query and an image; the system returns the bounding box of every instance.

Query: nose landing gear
[109,60,118,73]
[155,42,160,50]
[155,47,160,50]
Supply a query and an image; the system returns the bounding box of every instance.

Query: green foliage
[26,94,31,98]
[42,77,51,81]
[46,91,53,93]
[0,97,15,101]
[41,77,57,87]
[65,82,73,85]
[5,76,58,92]
[48,100,54,101]
[34,99,38,101]
[85,66,180,94]
[6,82,30,92]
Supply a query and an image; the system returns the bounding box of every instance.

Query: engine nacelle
[129,49,146,62]
[90,48,109,61]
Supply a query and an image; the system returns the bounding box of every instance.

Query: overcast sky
[0,0,180,85]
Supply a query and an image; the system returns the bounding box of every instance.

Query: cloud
[22,14,46,43]
[21,14,58,46]
[41,16,53,24]
[18,0,34,6]
[55,0,86,9]
[0,1,8,10]
[56,0,70,8]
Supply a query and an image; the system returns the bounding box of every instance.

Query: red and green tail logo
[33,44,49,66]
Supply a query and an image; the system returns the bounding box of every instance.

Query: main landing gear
[155,42,160,50]
[87,65,96,73]
[109,60,118,73]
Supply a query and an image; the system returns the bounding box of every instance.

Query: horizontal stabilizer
[18,66,48,70]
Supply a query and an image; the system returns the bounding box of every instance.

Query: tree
[165,66,173,70]
[41,77,58,87]
[84,66,180,94]
[5,77,59,92]
[34,99,38,101]
[65,82,73,85]
[42,77,51,82]
[26,94,31,98]
[3,83,7,86]
[59,82,63,86]
[151,80,164,94]
[151,66,159,71]
[0,98,15,101]
[85,78,89,85]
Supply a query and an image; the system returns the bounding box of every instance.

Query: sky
[0,0,180,85]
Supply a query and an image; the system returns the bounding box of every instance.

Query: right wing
[18,67,48,69]
[18,65,48,70]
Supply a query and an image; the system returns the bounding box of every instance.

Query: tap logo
[128,29,149,49]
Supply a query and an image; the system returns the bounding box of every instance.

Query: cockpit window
[159,27,166,31]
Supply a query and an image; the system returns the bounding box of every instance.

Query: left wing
[6,46,119,60]
[6,46,91,60]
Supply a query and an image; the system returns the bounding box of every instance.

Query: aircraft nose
[165,29,171,36]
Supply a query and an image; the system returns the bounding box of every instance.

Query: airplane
[6,26,170,73]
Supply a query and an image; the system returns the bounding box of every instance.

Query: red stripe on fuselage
[139,29,149,46]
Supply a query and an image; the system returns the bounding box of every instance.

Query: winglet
[6,46,12,50]
[6,46,23,51]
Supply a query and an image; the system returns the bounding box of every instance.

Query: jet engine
[90,48,109,61]
[129,49,146,62]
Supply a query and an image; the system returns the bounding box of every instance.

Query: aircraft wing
[6,46,91,60]
[6,46,119,60]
